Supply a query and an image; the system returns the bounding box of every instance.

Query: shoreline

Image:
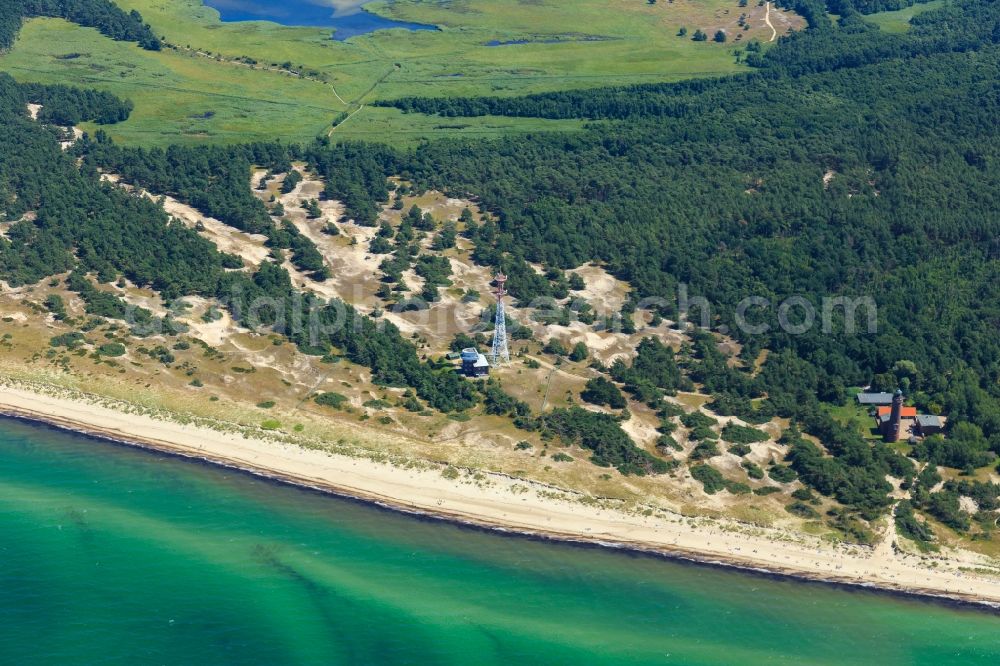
[2,381,1000,611]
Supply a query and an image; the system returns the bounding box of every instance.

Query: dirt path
[328,104,366,135]
[329,84,348,106]
[764,2,778,42]
[875,503,899,559]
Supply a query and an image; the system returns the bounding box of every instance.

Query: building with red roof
[870,389,945,442]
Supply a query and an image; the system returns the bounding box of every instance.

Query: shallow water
[202,0,436,41]
[1,416,999,664]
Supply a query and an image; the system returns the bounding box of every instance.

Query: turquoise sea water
[202,0,436,41]
[1,416,1000,665]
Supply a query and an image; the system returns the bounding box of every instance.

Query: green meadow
[0,18,582,146]
[1,18,345,145]
[0,0,763,146]
[863,0,944,34]
[116,0,748,99]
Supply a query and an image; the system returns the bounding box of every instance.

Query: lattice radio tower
[490,271,511,366]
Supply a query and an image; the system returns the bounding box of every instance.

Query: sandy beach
[2,378,999,608]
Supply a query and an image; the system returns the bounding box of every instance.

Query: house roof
[878,414,916,426]
[857,392,895,405]
[474,353,490,368]
[877,406,917,418]
[916,415,942,427]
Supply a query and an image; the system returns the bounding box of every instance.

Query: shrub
[895,500,935,544]
[97,342,126,357]
[681,411,717,429]
[768,464,798,483]
[912,430,993,470]
[721,423,769,444]
[314,392,348,408]
[51,332,86,348]
[786,501,819,518]
[791,487,815,501]
[657,417,678,435]
[658,402,685,418]
[581,376,627,409]
[535,407,668,475]
[690,440,721,461]
[610,337,684,397]
[44,294,67,320]
[691,464,726,494]
[569,342,589,362]
[922,490,970,531]
[688,425,718,442]
[483,382,531,417]
[281,169,302,193]
[725,481,752,495]
[370,236,392,254]
[660,458,681,473]
[656,434,682,452]
[544,339,568,356]
[827,510,877,545]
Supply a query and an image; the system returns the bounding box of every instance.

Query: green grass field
[2,19,348,145]
[0,0,800,146]
[825,397,881,442]
[1,18,582,146]
[864,0,944,34]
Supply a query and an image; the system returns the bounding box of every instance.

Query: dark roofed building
[460,348,490,378]
[915,415,945,436]
[857,392,895,406]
